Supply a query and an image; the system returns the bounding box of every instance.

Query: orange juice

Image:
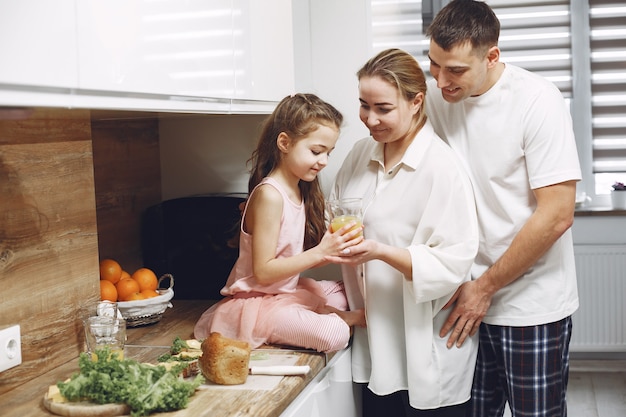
[331,215,363,236]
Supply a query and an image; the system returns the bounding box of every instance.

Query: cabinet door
[0,0,77,88]
[280,348,359,417]
[234,0,295,102]
[76,0,235,99]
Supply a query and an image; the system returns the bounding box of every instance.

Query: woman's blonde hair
[357,48,427,130]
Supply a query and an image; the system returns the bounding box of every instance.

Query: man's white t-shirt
[426,63,582,326]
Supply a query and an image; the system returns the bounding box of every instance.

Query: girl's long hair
[248,93,343,250]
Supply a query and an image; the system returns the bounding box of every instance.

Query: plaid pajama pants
[469,316,572,417]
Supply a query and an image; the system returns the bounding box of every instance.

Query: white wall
[572,216,626,244]
[159,114,266,200]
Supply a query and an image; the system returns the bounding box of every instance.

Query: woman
[329,49,479,416]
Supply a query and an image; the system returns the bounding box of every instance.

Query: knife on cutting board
[249,365,310,375]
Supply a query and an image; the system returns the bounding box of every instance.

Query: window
[370,0,626,204]
[588,0,626,195]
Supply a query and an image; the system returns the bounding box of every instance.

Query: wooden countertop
[1,300,331,417]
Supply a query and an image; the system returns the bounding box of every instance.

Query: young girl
[194,93,365,352]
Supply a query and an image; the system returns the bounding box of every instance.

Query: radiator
[571,244,626,352]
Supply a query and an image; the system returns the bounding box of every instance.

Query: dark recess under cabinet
[141,194,246,300]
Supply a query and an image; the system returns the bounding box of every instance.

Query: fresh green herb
[156,336,200,363]
[156,352,173,362]
[170,337,189,355]
[57,348,204,417]
[156,352,197,363]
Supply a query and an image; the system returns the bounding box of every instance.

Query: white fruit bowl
[117,274,174,327]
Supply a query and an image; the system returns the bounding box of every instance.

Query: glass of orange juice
[327,198,363,237]
[83,316,126,360]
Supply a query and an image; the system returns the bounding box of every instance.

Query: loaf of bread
[199,332,251,385]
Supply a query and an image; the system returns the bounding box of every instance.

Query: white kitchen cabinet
[234,0,295,102]
[280,347,360,417]
[76,0,236,99]
[0,0,294,112]
[75,0,293,104]
[0,0,77,89]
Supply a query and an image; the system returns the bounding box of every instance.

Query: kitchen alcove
[0,107,267,394]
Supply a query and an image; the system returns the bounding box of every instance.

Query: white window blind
[370,0,425,59]
[589,0,626,174]
[490,0,572,95]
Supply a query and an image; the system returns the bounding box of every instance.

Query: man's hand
[439,279,492,348]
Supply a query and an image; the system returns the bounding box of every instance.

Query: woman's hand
[325,239,412,278]
[324,238,377,265]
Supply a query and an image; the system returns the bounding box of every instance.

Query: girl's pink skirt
[193,278,350,352]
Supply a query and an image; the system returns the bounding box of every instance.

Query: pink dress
[193,177,350,352]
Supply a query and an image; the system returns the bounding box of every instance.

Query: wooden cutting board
[43,392,130,417]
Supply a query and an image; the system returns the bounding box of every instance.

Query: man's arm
[439,180,577,348]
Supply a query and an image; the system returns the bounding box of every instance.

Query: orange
[116,277,140,301]
[100,280,118,302]
[100,259,122,284]
[126,292,146,301]
[132,268,158,292]
[120,270,131,281]
[141,289,159,299]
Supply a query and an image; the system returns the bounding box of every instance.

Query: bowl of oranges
[99,259,175,327]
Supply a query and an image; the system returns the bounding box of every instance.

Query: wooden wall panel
[0,109,99,395]
[0,109,162,395]
[91,118,161,274]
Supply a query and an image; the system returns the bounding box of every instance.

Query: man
[425,1,581,416]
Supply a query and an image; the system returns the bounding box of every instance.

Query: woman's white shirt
[331,120,479,409]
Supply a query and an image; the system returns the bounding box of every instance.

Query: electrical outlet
[0,325,22,372]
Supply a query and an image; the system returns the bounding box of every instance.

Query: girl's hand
[318,221,364,257]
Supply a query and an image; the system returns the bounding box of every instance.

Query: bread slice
[198,332,251,385]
